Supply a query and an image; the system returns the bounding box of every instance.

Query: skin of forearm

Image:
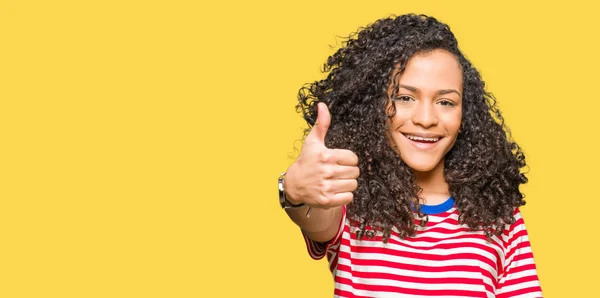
[285,205,342,243]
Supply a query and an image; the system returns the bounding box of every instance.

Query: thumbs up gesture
[284,103,360,209]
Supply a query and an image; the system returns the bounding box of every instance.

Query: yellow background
[1,1,597,297]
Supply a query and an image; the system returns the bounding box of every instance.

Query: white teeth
[405,134,440,142]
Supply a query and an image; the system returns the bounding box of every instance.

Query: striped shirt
[303,198,542,298]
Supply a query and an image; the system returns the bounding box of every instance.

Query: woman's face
[386,49,463,174]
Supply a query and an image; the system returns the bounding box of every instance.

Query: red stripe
[414,215,461,227]
[415,225,472,235]
[513,252,535,263]
[333,288,370,298]
[514,251,533,259]
[505,240,532,261]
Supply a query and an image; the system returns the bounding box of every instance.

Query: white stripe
[403,229,487,241]
[496,280,541,294]
[501,290,543,298]
[509,252,535,264]
[425,209,460,221]
[499,268,539,282]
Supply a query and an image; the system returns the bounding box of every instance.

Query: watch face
[278,176,286,207]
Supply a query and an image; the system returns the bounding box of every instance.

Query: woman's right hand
[284,103,360,209]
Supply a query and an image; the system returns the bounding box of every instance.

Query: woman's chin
[401,158,443,174]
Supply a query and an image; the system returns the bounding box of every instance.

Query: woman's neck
[415,161,451,205]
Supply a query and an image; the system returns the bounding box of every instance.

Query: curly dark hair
[296,14,528,242]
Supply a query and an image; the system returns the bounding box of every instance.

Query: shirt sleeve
[302,205,346,261]
[496,208,543,298]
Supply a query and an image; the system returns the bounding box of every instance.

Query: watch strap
[278,172,305,209]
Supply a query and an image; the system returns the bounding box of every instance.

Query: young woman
[279,14,542,297]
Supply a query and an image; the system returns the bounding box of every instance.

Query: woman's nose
[412,101,438,128]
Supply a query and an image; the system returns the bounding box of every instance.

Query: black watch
[278,172,305,209]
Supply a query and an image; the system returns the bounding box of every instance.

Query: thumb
[312,102,331,143]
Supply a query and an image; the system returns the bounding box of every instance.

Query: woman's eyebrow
[399,84,418,92]
[437,89,462,97]
[399,84,461,97]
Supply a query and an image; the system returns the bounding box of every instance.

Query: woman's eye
[395,96,413,102]
[439,99,455,106]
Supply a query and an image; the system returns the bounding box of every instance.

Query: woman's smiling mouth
[402,133,443,149]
